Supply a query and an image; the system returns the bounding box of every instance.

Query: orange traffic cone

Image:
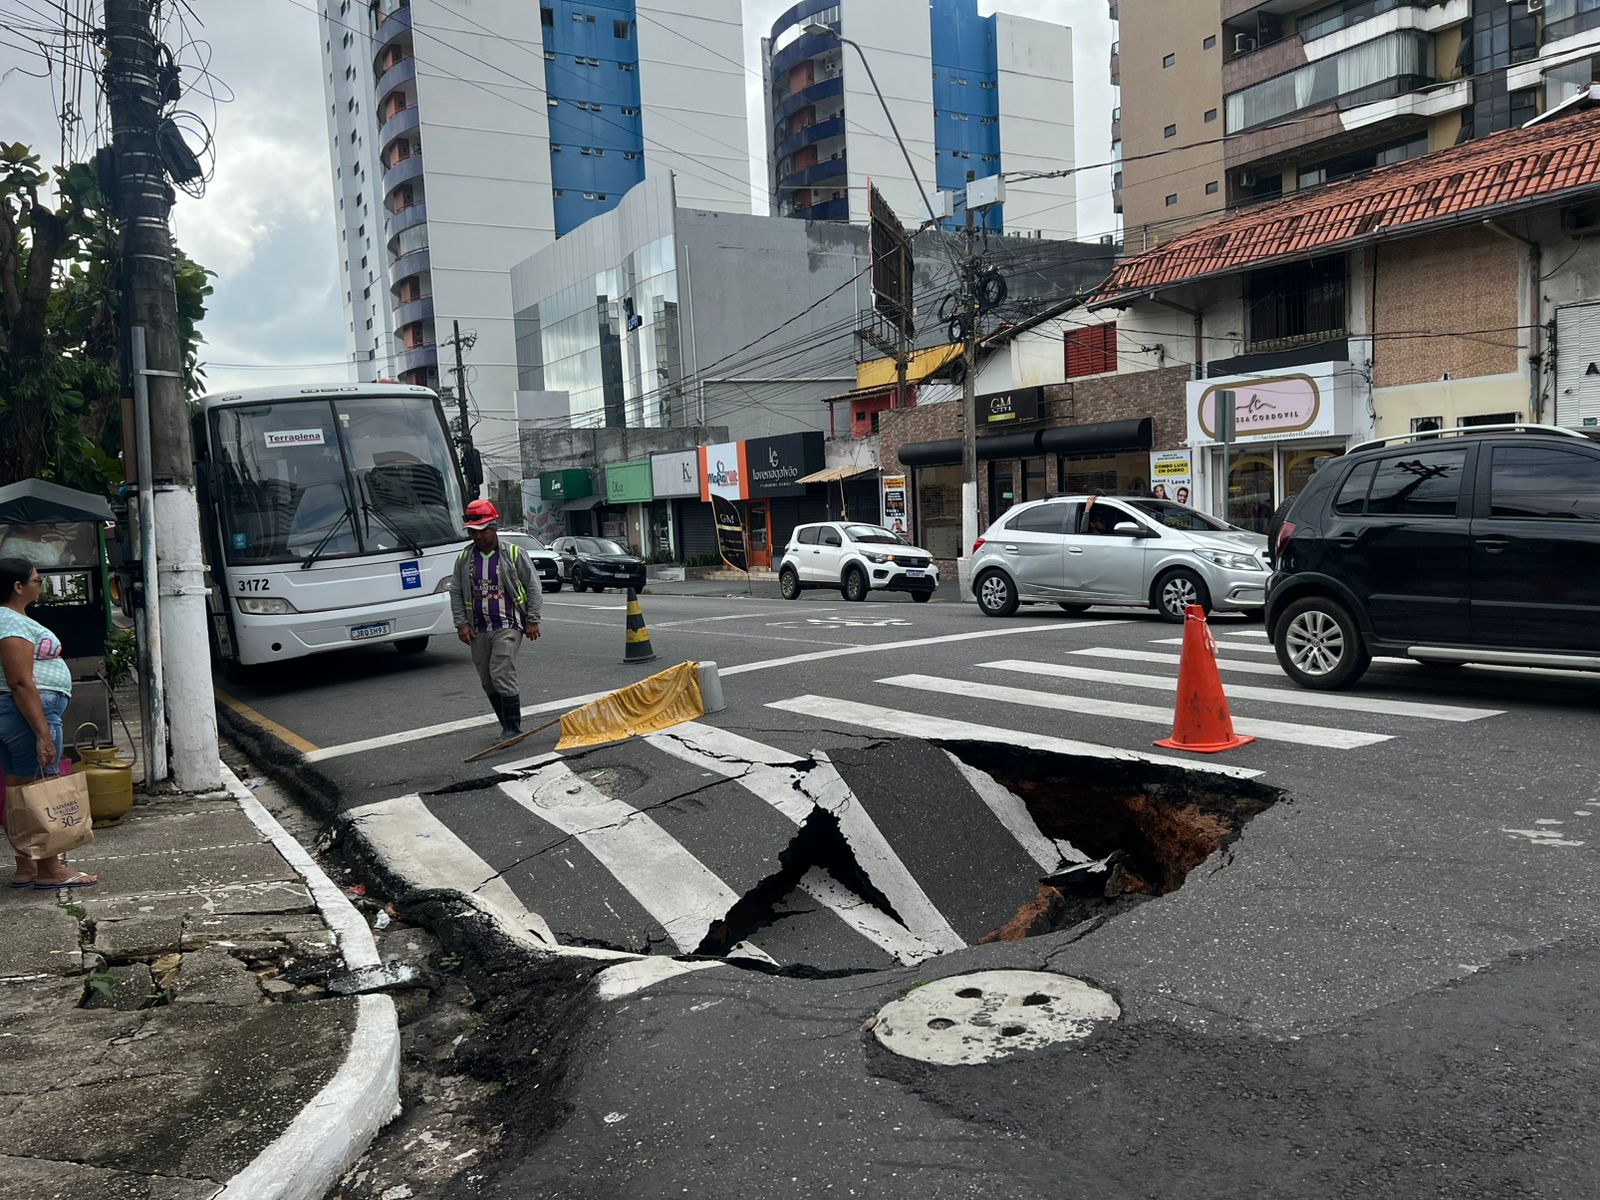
[1153,605,1254,754]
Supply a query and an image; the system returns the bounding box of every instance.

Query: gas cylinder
[74,723,135,828]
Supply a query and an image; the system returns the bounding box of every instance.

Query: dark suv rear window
[1490,447,1600,520]
[1333,461,1375,514]
[1365,448,1468,517]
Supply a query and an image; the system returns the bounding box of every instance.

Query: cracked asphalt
[215,589,1600,1198]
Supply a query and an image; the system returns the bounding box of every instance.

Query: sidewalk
[0,766,399,1199]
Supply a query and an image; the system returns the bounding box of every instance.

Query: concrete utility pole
[105,0,220,791]
[959,188,979,583]
[447,321,482,497]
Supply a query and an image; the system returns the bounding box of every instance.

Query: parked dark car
[551,536,647,594]
[1266,424,1600,689]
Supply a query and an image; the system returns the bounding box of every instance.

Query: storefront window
[1225,453,1275,532]
[914,464,963,558]
[1283,447,1341,501]
[648,500,675,560]
[1207,441,1347,531]
[1060,451,1150,496]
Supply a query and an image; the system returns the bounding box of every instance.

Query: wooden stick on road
[462,715,563,764]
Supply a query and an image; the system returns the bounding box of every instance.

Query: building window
[1247,256,1346,347]
[1203,34,1216,50]
[1164,123,1176,137]
[1165,193,1178,206]
[1205,180,1218,194]
[1065,323,1117,378]
[614,19,630,38]
[1163,52,1175,67]
[1204,108,1217,123]
[541,6,553,25]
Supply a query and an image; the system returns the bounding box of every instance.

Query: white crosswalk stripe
[982,659,1502,722]
[878,674,1393,749]
[1077,646,1308,677]
[500,763,776,963]
[764,695,1264,778]
[1153,637,1279,654]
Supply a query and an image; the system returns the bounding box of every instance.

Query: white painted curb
[218,764,402,1200]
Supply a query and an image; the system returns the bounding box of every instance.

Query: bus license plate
[350,621,392,641]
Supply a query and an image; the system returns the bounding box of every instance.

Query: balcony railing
[1225,30,1432,132]
[375,55,416,103]
[382,153,424,199]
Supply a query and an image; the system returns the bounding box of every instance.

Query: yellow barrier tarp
[555,660,706,751]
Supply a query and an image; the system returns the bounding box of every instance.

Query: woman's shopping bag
[4,772,94,861]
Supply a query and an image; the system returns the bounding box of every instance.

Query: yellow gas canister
[74,723,135,828]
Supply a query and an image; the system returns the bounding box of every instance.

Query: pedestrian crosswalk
[349,623,1513,987]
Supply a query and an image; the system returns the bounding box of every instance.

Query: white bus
[193,383,468,671]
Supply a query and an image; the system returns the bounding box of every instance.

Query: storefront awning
[1040,418,1153,456]
[796,465,875,485]
[562,495,605,512]
[899,430,1043,468]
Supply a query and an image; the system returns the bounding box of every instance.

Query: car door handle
[1475,536,1510,552]
[1003,544,1019,552]
[1066,547,1084,555]
[1330,531,1362,544]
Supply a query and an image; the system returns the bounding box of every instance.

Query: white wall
[321,3,396,380]
[994,13,1077,241]
[843,0,939,227]
[412,0,558,480]
[636,0,753,214]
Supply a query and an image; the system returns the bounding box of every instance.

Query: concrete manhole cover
[871,970,1119,1066]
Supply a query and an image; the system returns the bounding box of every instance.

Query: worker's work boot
[499,692,522,736]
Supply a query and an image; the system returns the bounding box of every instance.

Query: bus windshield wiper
[360,479,424,557]
[300,502,357,570]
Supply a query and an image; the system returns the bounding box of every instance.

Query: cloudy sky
[0,1,1114,394]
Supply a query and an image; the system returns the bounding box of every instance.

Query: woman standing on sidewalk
[0,557,97,890]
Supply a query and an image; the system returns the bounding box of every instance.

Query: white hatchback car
[970,495,1269,621]
[779,522,939,602]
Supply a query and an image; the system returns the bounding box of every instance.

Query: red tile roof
[1094,102,1600,305]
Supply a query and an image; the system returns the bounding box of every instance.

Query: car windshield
[844,524,906,546]
[575,537,628,555]
[1126,499,1234,532]
[505,532,549,551]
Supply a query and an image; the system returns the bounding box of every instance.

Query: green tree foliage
[0,142,212,493]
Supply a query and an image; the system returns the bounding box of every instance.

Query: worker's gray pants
[470,628,522,698]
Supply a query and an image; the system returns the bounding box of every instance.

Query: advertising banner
[711,494,748,573]
[1149,450,1193,506]
[979,386,1042,426]
[700,442,747,501]
[880,473,910,539]
[745,432,825,498]
[651,450,700,499]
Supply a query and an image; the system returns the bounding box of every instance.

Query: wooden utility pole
[106,0,219,790]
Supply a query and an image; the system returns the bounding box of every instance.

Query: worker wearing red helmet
[446,499,542,739]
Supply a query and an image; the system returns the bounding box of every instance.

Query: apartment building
[318,0,750,481]
[762,0,1077,238]
[1112,0,1600,249]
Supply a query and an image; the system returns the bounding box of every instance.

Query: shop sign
[1186,362,1359,445]
[605,459,654,505]
[980,386,1042,426]
[1148,450,1193,506]
[539,469,593,502]
[880,473,910,538]
[700,442,747,501]
[651,450,700,499]
[711,494,748,573]
[745,432,825,498]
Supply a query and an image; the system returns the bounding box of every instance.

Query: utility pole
[106,0,219,791]
[447,321,482,497]
[959,185,979,582]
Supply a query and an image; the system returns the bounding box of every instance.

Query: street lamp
[801,21,937,226]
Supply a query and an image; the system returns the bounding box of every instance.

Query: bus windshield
[211,395,464,565]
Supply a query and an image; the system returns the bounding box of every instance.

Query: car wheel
[571,568,587,593]
[545,579,562,593]
[975,570,1019,618]
[1274,595,1371,690]
[394,637,429,655]
[1154,569,1211,623]
[843,566,869,602]
[912,591,932,604]
[779,567,801,600]
[1057,603,1091,615]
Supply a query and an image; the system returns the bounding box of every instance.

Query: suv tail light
[1273,520,1296,561]
[972,537,986,553]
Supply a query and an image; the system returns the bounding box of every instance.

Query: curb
[215,764,402,1200]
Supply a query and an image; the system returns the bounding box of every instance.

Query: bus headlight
[236,597,298,615]
[434,576,452,594]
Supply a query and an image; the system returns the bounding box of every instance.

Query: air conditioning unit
[1235,33,1256,53]
[1099,233,1115,245]
[1563,202,1600,235]
[1239,169,1257,186]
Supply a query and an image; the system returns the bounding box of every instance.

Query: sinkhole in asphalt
[556,736,1283,972]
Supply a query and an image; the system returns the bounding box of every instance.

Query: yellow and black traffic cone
[622,588,658,665]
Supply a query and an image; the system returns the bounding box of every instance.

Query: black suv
[1266,425,1600,690]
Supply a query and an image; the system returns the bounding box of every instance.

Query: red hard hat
[463,499,499,530]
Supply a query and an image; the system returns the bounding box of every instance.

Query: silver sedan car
[970,495,1269,622]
